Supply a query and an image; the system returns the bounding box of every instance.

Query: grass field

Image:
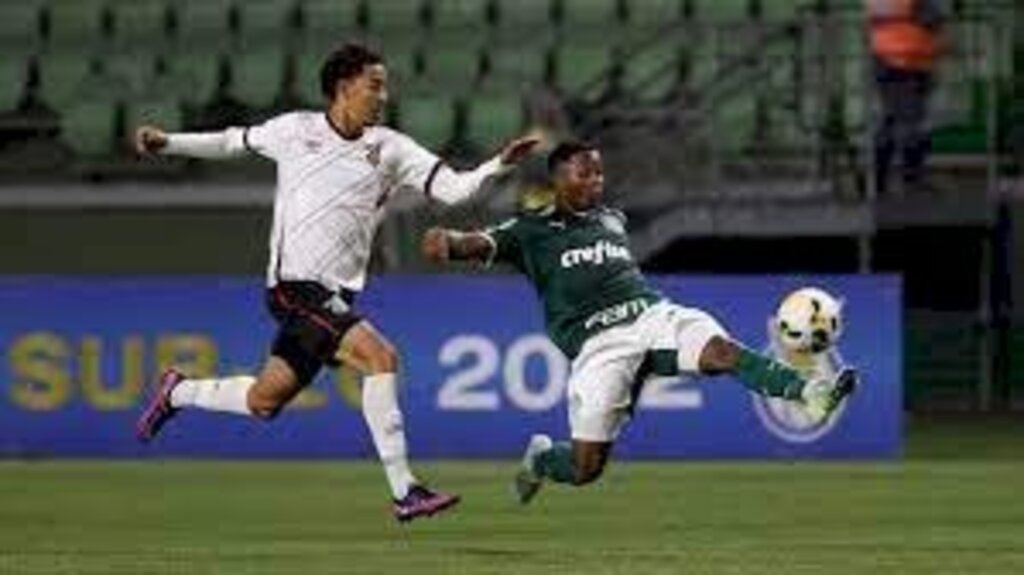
[1,417,1023,575]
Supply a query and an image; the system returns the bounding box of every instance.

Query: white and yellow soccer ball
[773,286,844,355]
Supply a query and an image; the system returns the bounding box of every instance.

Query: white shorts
[567,301,727,442]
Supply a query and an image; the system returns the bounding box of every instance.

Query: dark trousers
[873,60,934,194]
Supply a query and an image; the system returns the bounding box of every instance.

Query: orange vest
[868,0,940,71]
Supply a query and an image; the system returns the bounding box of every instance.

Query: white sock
[362,373,418,499]
[169,375,255,416]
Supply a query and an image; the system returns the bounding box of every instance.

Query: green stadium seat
[109,0,168,47]
[237,0,296,42]
[366,0,424,34]
[103,52,160,99]
[0,0,44,52]
[173,0,233,47]
[227,47,286,109]
[560,0,620,31]
[419,43,483,94]
[294,41,328,106]
[624,0,682,30]
[758,0,800,21]
[397,95,455,151]
[48,0,108,48]
[0,57,28,113]
[494,0,553,37]
[483,42,550,92]
[715,95,757,153]
[60,99,117,158]
[428,0,489,45]
[620,43,682,103]
[431,0,489,29]
[37,52,94,109]
[125,98,183,138]
[695,0,753,22]
[553,44,613,100]
[465,93,524,154]
[160,50,223,107]
[300,0,362,39]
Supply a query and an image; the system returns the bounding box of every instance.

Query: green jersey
[484,206,663,359]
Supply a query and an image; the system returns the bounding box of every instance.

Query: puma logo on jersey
[560,240,631,268]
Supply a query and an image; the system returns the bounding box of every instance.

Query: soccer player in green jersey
[421,141,857,504]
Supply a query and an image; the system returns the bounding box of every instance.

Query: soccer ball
[773,287,844,354]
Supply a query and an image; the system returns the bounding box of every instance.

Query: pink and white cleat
[392,485,461,523]
[135,369,186,443]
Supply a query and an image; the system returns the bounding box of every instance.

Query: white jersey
[162,110,508,293]
[244,112,442,291]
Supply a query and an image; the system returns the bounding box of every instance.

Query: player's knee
[364,341,400,374]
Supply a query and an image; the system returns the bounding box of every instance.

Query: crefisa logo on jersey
[751,319,849,443]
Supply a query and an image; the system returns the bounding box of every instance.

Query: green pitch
[1,420,1023,574]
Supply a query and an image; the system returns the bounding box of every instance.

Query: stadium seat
[300,0,362,39]
[173,0,234,47]
[493,0,553,38]
[37,52,94,109]
[419,43,483,95]
[103,52,160,99]
[483,42,550,92]
[124,98,183,139]
[109,0,168,47]
[0,0,44,52]
[553,44,614,100]
[431,0,490,31]
[0,56,28,113]
[624,0,682,30]
[694,0,753,22]
[715,95,757,153]
[48,0,108,48]
[60,99,117,158]
[160,50,223,107]
[227,47,286,109]
[365,0,425,34]
[620,42,682,103]
[397,95,455,151]
[758,0,801,21]
[237,0,296,43]
[559,0,620,32]
[465,93,524,154]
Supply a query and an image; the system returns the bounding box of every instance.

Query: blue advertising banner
[0,275,901,459]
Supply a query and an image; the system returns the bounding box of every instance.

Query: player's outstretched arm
[428,136,541,206]
[134,124,250,160]
[421,227,494,265]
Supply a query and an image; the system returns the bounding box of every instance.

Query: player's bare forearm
[422,227,493,265]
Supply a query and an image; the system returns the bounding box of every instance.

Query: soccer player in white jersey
[133,43,539,522]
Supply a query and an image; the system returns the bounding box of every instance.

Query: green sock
[534,441,576,484]
[735,347,806,400]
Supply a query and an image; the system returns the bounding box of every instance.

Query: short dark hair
[547,141,596,174]
[320,43,383,100]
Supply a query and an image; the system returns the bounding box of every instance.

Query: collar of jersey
[323,112,363,141]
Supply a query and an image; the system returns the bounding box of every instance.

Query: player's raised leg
[698,335,857,422]
[338,321,460,522]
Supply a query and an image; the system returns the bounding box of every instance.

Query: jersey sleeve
[387,131,444,195]
[242,113,295,161]
[481,217,524,268]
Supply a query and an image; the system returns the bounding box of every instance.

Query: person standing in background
[866,0,944,195]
